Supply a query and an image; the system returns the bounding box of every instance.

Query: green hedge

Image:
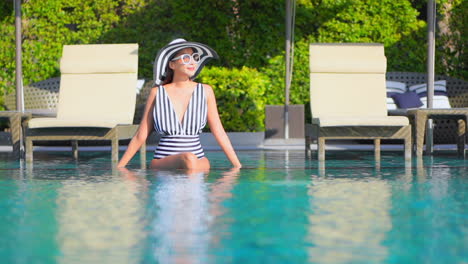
[261,0,425,112]
[1,0,466,131]
[198,66,269,132]
[437,0,467,80]
[259,0,467,123]
[0,0,145,109]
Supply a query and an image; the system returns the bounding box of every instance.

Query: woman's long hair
[162,66,174,85]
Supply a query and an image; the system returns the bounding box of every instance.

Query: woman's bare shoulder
[201,83,213,89]
[201,83,214,95]
[150,85,159,93]
[145,85,159,102]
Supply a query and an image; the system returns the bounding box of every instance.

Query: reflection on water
[0,150,467,263]
[151,171,210,264]
[55,173,149,264]
[307,177,392,263]
[150,168,240,264]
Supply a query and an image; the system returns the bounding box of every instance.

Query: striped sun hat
[153,38,219,85]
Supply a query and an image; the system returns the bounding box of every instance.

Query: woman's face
[170,48,199,78]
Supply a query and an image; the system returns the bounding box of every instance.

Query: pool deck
[0,131,462,152]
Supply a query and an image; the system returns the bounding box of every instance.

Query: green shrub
[100,0,286,76]
[1,0,466,130]
[198,66,269,132]
[262,0,426,122]
[0,0,145,109]
[438,0,468,80]
[262,39,310,106]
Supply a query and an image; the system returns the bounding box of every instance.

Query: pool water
[0,150,467,263]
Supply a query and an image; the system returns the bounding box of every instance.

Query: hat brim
[153,41,219,85]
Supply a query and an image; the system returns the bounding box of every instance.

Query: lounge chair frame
[305,43,412,161]
[305,124,412,160]
[24,44,144,165]
[25,125,145,164]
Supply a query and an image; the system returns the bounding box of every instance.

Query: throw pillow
[386,80,407,93]
[408,80,451,108]
[386,81,406,110]
[391,91,424,109]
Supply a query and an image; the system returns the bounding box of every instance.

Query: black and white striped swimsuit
[153,83,207,159]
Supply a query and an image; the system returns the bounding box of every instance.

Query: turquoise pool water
[0,150,467,263]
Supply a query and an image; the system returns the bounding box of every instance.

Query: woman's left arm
[205,84,242,168]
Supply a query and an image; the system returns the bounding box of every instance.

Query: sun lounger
[305,43,412,161]
[24,44,145,164]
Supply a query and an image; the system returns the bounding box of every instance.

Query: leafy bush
[1,0,466,132]
[262,0,425,121]
[437,0,467,80]
[0,0,145,109]
[198,66,269,132]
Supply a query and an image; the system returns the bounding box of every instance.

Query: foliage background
[0,0,466,131]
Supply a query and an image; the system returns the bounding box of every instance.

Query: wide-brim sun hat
[153,38,219,85]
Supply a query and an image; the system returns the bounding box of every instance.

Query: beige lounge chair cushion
[310,43,386,73]
[309,44,395,121]
[312,116,409,127]
[28,118,119,129]
[310,73,388,118]
[60,44,138,74]
[27,44,139,130]
[57,73,136,124]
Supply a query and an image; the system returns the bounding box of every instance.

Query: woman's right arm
[117,87,158,168]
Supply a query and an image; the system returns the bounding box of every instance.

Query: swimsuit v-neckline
[162,84,198,126]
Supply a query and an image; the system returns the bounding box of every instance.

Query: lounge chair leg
[112,138,119,164]
[374,139,381,161]
[318,160,325,176]
[26,138,33,163]
[305,135,312,158]
[10,114,21,159]
[305,124,313,159]
[414,112,426,157]
[404,135,412,161]
[465,115,468,157]
[457,119,466,158]
[318,137,325,161]
[71,140,79,159]
[140,142,146,169]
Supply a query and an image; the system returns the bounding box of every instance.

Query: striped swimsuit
[153,83,207,159]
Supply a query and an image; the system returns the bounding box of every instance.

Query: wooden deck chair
[305,43,411,161]
[25,44,145,164]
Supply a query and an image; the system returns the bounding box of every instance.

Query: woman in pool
[117,39,242,170]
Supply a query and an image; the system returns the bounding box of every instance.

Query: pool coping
[0,131,463,152]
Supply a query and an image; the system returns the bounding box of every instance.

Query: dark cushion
[391,91,423,109]
[387,92,401,98]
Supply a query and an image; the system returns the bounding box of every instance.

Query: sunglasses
[171,53,201,64]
